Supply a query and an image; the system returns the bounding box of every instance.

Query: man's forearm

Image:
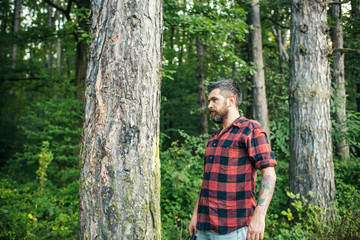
[192,197,199,217]
[256,167,276,214]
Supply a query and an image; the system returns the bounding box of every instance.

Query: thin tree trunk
[79,0,163,239]
[75,0,90,99]
[47,5,53,70]
[248,0,270,136]
[178,30,185,66]
[196,38,208,135]
[56,9,61,69]
[271,26,289,73]
[11,0,21,69]
[351,0,360,112]
[331,0,350,160]
[289,0,336,213]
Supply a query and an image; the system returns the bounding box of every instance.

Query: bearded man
[189,80,277,240]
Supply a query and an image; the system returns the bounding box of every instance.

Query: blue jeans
[197,227,248,240]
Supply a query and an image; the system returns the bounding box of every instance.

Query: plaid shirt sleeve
[245,124,277,169]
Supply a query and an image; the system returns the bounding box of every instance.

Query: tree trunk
[11,0,21,69]
[79,0,163,239]
[47,5,53,70]
[351,0,360,112]
[248,0,270,137]
[196,38,208,135]
[75,0,90,99]
[75,40,88,98]
[55,2,61,69]
[271,26,289,73]
[330,0,350,160]
[289,0,336,212]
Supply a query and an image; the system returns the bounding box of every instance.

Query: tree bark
[271,26,289,73]
[55,0,61,69]
[75,0,90,99]
[248,0,270,137]
[196,38,208,135]
[79,0,162,239]
[330,0,350,160]
[351,0,360,112]
[47,5,53,70]
[289,0,336,212]
[11,0,21,69]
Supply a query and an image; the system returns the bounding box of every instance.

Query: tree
[46,4,53,70]
[248,0,270,136]
[330,0,350,160]
[271,26,289,73]
[350,0,360,112]
[11,0,21,69]
[44,0,90,97]
[78,0,162,239]
[289,0,336,211]
[55,0,61,69]
[196,38,208,135]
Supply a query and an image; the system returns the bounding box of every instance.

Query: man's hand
[189,214,197,236]
[246,210,265,240]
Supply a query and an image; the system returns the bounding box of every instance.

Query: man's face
[207,88,229,123]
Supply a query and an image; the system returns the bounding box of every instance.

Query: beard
[209,107,229,124]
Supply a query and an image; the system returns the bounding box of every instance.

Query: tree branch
[329,0,350,5]
[262,17,290,29]
[333,48,360,53]
[43,0,73,20]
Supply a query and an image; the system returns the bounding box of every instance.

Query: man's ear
[228,96,236,107]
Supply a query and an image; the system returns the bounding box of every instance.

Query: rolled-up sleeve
[246,128,277,169]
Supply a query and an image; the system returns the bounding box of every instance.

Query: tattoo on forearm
[257,175,275,212]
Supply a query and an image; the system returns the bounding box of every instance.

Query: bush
[160,131,206,240]
[0,179,78,239]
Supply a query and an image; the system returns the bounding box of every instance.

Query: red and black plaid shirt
[196,117,277,234]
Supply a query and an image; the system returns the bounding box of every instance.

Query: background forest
[1,0,360,239]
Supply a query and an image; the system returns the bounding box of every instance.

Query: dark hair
[206,80,242,107]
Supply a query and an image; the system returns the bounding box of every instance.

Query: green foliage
[161,0,251,139]
[269,118,289,159]
[5,79,83,186]
[0,179,78,239]
[0,77,82,239]
[345,111,360,156]
[160,131,206,239]
[36,141,54,192]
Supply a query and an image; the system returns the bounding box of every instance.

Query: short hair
[206,80,242,107]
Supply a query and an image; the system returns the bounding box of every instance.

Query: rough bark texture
[11,0,21,69]
[330,1,350,160]
[79,0,162,239]
[196,38,208,135]
[248,0,270,137]
[289,0,336,210]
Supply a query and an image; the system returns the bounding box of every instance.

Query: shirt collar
[232,116,245,127]
[215,116,244,137]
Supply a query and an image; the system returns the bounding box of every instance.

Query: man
[189,80,277,240]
